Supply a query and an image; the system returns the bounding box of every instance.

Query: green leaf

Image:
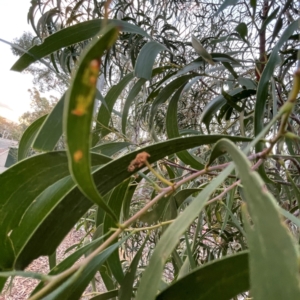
[119,237,148,300]
[235,22,248,42]
[96,73,134,138]
[33,94,65,151]
[150,74,196,131]
[64,24,119,221]
[139,195,170,224]
[91,142,131,156]
[279,208,300,228]
[254,20,299,182]
[90,290,119,300]
[135,122,276,300]
[174,189,201,208]
[214,0,239,16]
[211,53,241,65]
[156,252,249,300]
[191,35,215,65]
[200,88,255,130]
[0,277,6,293]
[42,236,131,300]
[103,180,131,284]
[0,151,111,270]
[255,20,299,141]
[1,136,250,270]
[136,164,236,300]
[122,78,146,134]
[260,7,280,33]
[64,234,128,299]
[211,139,300,299]
[166,85,204,169]
[222,61,238,79]
[31,234,107,295]
[11,19,150,72]
[18,114,47,161]
[135,41,169,80]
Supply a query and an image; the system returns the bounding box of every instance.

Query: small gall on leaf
[89,59,100,71]
[89,75,97,85]
[128,151,150,172]
[71,108,85,116]
[73,150,83,162]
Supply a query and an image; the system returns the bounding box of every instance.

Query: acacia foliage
[1,0,300,299]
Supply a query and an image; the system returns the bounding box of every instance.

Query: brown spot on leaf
[73,150,83,162]
[128,151,150,172]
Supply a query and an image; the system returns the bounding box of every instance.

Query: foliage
[19,88,58,128]
[1,0,300,299]
[0,117,22,140]
[11,32,68,93]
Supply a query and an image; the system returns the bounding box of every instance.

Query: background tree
[0,116,22,140]
[1,1,300,299]
[19,88,57,128]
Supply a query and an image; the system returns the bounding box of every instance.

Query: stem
[144,160,174,187]
[112,220,175,232]
[28,151,271,299]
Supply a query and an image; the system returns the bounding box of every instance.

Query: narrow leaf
[135,41,169,80]
[191,35,215,65]
[18,115,47,161]
[64,25,119,220]
[11,19,150,72]
[156,252,249,300]
[33,94,65,151]
[214,0,239,16]
[119,237,148,300]
[211,139,300,299]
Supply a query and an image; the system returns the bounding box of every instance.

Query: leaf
[255,20,299,141]
[200,88,255,130]
[211,139,300,299]
[135,120,277,300]
[139,195,170,224]
[33,94,65,151]
[18,114,47,161]
[119,237,148,300]
[122,78,146,134]
[136,165,237,300]
[64,24,119,221]
[0,152,111,270]
[91,142,131,156]
[90,290,119,300]
[135,41,169,80]
[279,208,300,228]
[0,278,6,294]
[166,85,204,169]
[173,189,201,208]
[211,53,241,65]
[96,73,134,138]
[42,236,131,300]
[11,19,150,72]
[235,22,248,42]
[254,20,299,180]
[191,35,215,65]
[156,252,249,300]
[103,180,131,284]
[31,234,107,295]
[1,136,250,270]
[222,61,238,79]
[260,7,280,33]
[214,0,239,16]
[237,77,256,89]
[150,74,196,131]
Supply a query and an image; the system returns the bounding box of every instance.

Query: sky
[0,1,35,122]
